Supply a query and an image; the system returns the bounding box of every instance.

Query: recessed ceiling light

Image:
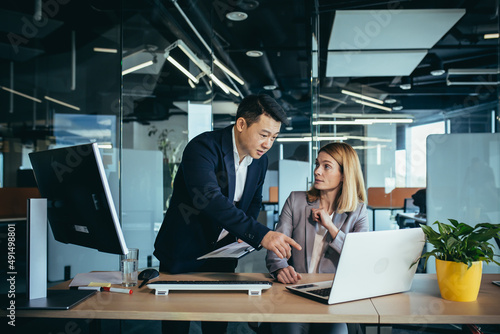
[392,105,403,111]
[285,126,293,131]
[226,11,248,21]
[263,85,277,90]
[246,50,263,57]
[400,84,411,90]
[384,98,397,104]
[430,69,446,76]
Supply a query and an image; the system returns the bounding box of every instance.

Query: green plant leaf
[418,219,500,267]
[448,218,459,227]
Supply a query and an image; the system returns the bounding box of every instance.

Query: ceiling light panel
[327,50,427,77]
[328,9,465,50]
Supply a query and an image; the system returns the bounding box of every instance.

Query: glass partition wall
[312,1,499,240]
[0,2,124,280]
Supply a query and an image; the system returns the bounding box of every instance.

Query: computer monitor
[29,143,127,255]
[19,143,128,309]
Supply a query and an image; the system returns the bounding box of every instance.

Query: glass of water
[121,248,139,287]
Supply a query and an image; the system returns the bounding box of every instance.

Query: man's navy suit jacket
[153,125,270,274]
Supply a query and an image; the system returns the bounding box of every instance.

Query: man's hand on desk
[261,231,302,259]
[275,266,302,284]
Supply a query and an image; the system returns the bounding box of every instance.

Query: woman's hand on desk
[275,266,302,284]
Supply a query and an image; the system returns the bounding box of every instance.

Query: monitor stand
[16,199,95,310]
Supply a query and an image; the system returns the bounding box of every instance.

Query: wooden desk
[372,274,500,325]
[14,273,500,328]
[16,273,378,324]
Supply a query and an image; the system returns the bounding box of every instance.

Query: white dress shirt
[217,126,253,242]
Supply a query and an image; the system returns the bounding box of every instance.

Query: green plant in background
[419,219,500,269]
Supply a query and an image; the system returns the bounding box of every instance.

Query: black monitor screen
[29,143,127,255]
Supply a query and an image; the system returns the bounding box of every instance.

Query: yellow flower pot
[435,259,482,302]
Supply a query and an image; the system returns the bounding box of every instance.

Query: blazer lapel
[304,199,320,271]
[332,211,348,232]
[222,127,235,202]
[238,161,257,210]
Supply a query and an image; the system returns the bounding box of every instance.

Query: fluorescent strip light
[484,33,499,39]
[447,68,499,75]
[362,118,413,124]
[214,59,244,85]
[44,96,80,111]
[277,136,348,142]
[176,40,212,75]
[277,137,311,142]
[341,90,383,104]
[93,47,118,53]
[209,74,230,94]
[317,113,413,119]
[98,143,113,149]
[122,60,154,75]
[1,86,41,103]
[313,119,412,125]
[313,120,373,125]
[316,136,348,141]
[346,135,393,142]
[216,79,240,97]
[313,121,372,125]
[166,56,199,83]
[319,94,346,104]
[353,99,392,112]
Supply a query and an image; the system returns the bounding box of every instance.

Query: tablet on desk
[197,241,255,260]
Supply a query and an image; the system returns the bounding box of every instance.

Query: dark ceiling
[0,0,498,137]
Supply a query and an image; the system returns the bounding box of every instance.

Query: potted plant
[418,219,500,302]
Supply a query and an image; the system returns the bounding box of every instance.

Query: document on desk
[69,271,122,287]
[197,241,255,260]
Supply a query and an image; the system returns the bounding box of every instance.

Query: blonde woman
[266,142,368,334]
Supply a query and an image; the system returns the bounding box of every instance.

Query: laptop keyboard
[309,287,331,297]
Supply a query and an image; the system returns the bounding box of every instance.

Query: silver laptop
[286,228,425,304]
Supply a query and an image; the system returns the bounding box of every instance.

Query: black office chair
[396,198,420,229]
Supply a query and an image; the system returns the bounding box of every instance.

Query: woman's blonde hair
[306,142,366,213]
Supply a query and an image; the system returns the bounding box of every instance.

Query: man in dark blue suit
[154,94,301,333]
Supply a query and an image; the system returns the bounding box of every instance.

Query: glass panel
[313,2,499,231]
[0,2,122,279]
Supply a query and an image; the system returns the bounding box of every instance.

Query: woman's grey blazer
[266,191,369,275]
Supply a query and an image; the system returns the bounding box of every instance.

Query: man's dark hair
[235,94,288,127]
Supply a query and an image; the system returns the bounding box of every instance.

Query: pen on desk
[102,287,133,294]
[70,286,102,291]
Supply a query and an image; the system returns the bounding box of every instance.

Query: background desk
[14,273,500,331]
[367,205,403,230]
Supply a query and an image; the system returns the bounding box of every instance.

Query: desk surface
[372,273,500,325]
[17,273,378,323]
[15,273,500,324]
